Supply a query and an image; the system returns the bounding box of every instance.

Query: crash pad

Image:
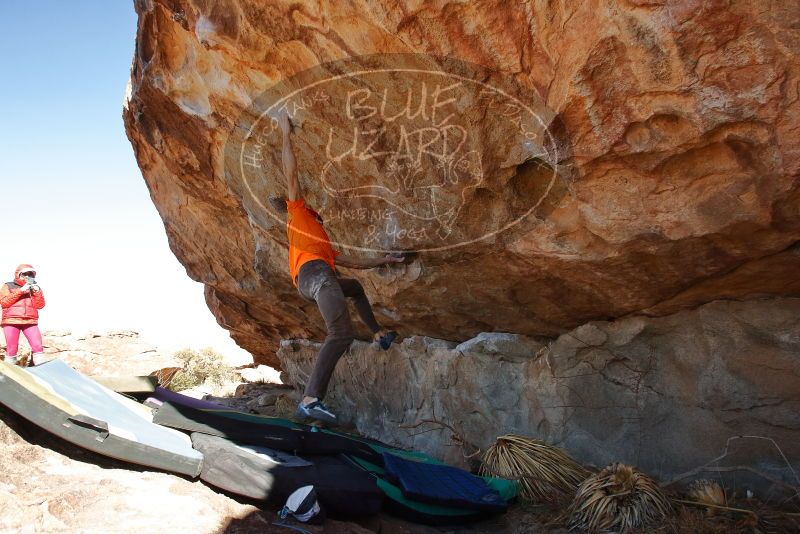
[382,452,507,512]
[92,375,157,393]
[0,360,202,477]
[191,433,382,518]
[153,401,381,462]
[148,386,231,411]
[347,456,517,525]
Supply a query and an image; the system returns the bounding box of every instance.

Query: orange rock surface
[124,0,800,365]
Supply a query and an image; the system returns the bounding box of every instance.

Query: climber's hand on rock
[384,253,405,264]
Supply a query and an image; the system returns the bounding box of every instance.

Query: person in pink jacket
[1,264,46,366]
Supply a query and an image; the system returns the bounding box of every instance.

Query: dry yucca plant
[480,434,590,504]
[568,463,672,533]
[687,479,726,511]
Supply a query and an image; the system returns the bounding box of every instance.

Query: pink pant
[3,325,43,356]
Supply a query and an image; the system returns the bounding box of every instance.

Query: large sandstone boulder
[124,0,800,365]
[277,297,800,497]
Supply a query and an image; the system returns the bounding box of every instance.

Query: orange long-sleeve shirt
[287,198,338,286]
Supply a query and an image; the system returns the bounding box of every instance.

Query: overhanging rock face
[124,1,800,365]
[277,297,800,495]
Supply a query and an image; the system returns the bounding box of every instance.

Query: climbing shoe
[378,331,398,350]
[296,400,338,425]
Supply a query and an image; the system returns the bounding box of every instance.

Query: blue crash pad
[382,452,507,513]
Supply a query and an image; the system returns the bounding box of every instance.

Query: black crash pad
[153,401,380,462]
[192,433,382,518]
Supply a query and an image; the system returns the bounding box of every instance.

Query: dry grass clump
[664,498,800,533]
[687,479,727,510]
[567,462,672,533]
[480,434,590,504]
[168,348,236,392]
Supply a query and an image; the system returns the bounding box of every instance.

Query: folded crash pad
[0,360,202,477]
[92,375,157,393]
[382,452,507,513]
[191,433,382,518]
[206,408,447,464]
[148,386,232,411]
[153,401,380,462]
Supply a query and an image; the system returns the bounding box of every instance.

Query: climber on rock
[272,112,402,425]
[1,264,46,367]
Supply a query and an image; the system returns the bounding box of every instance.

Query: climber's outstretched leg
[337,277,398,349]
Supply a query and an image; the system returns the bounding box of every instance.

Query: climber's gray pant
[297,259,381,399]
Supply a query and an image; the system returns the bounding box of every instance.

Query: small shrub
[168,347,236,392]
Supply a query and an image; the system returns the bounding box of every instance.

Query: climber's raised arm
[279,113,300,201]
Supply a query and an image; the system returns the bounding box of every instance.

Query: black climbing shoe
[296,400,338,425]
[378,331,398,350]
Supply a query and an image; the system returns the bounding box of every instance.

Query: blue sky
[0,2,251,364]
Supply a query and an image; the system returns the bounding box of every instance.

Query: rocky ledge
[0,330,180,376]
[277,297,800,499]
